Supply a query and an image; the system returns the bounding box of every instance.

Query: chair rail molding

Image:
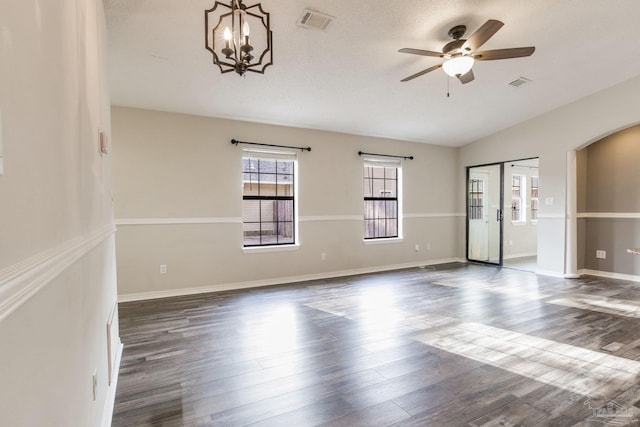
[577,212,640,219]
[0,225,116,321]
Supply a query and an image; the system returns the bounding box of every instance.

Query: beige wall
[112,107,462,298]
[577,125,640,275]
[459,75,640,276]
[0,0,118,426]
[584,125,640,212]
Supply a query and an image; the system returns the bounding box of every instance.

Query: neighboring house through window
[242,149,297,247]
[363,157,401,239]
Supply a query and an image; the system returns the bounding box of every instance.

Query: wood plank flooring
[113,263,640,426]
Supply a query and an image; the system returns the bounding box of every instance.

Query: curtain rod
[231,139,311,152]
[358,151,413,160]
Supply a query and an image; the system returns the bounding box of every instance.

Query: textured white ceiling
[105,0,640,147]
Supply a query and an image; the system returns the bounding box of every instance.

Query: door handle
[496,210,503,221]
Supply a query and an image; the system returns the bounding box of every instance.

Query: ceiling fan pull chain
[447,75,450,98]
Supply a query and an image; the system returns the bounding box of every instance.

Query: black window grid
[242,157,296,247]
[468,179,484,220]
[363,166,398,239]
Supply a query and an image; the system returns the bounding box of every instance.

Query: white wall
[0,0,119,426]
[111,107,463,299]
[459,75,640,276]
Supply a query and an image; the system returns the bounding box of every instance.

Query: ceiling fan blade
[398,48,443,58]
[458,69,475,84]
[400,64,442,82]
[462,20,504,52]
[474,47,535,61]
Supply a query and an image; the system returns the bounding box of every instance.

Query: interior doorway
[502,158,539,272]
[466,158,539,272]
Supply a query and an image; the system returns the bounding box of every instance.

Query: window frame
[241,149,298,248]
[530,176,539,222]
[468,178,485,221]
[362,157,402,241]
[511,174,526,223]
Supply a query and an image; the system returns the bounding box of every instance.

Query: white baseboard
[118,258,467,302]
[534,269,565,278]
[503,252,537,260]
[101,341,123,427]
[578,269,640,283]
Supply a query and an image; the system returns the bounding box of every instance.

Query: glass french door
[467,163,503,265]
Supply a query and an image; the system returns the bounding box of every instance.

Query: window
[363,158,401,239]
[530,176,539,221]
[468,179,484,220]
[242,150,297,247]
[511,174,525,222]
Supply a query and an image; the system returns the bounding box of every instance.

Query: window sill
[363,237,404,245]
[243,244,300,254]
[511,221,527,226]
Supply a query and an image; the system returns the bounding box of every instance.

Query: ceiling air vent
[509,77,532,88]
[298,9,334,31]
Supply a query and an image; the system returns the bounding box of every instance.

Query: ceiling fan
[399,19,535,84]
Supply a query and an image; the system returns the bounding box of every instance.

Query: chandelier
[205,0,273,76]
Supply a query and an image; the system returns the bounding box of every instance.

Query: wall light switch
[596,250,606,259]
[99,130,109,155]
[545,197,554,206]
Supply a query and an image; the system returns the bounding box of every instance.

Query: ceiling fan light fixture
[442,56,474,77]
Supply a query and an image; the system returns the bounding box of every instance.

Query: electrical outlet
[545,197,554,206]
[596,250,606,259]
[321,252,326,261]
[160,264,167,274]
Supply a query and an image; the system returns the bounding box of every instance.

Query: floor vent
[509,77,532,88]
[298,9,334,31]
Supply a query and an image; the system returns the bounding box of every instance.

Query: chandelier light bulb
[205,0,273,76]
[442,56,474,77]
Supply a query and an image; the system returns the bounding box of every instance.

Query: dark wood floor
[113,263,640,426]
